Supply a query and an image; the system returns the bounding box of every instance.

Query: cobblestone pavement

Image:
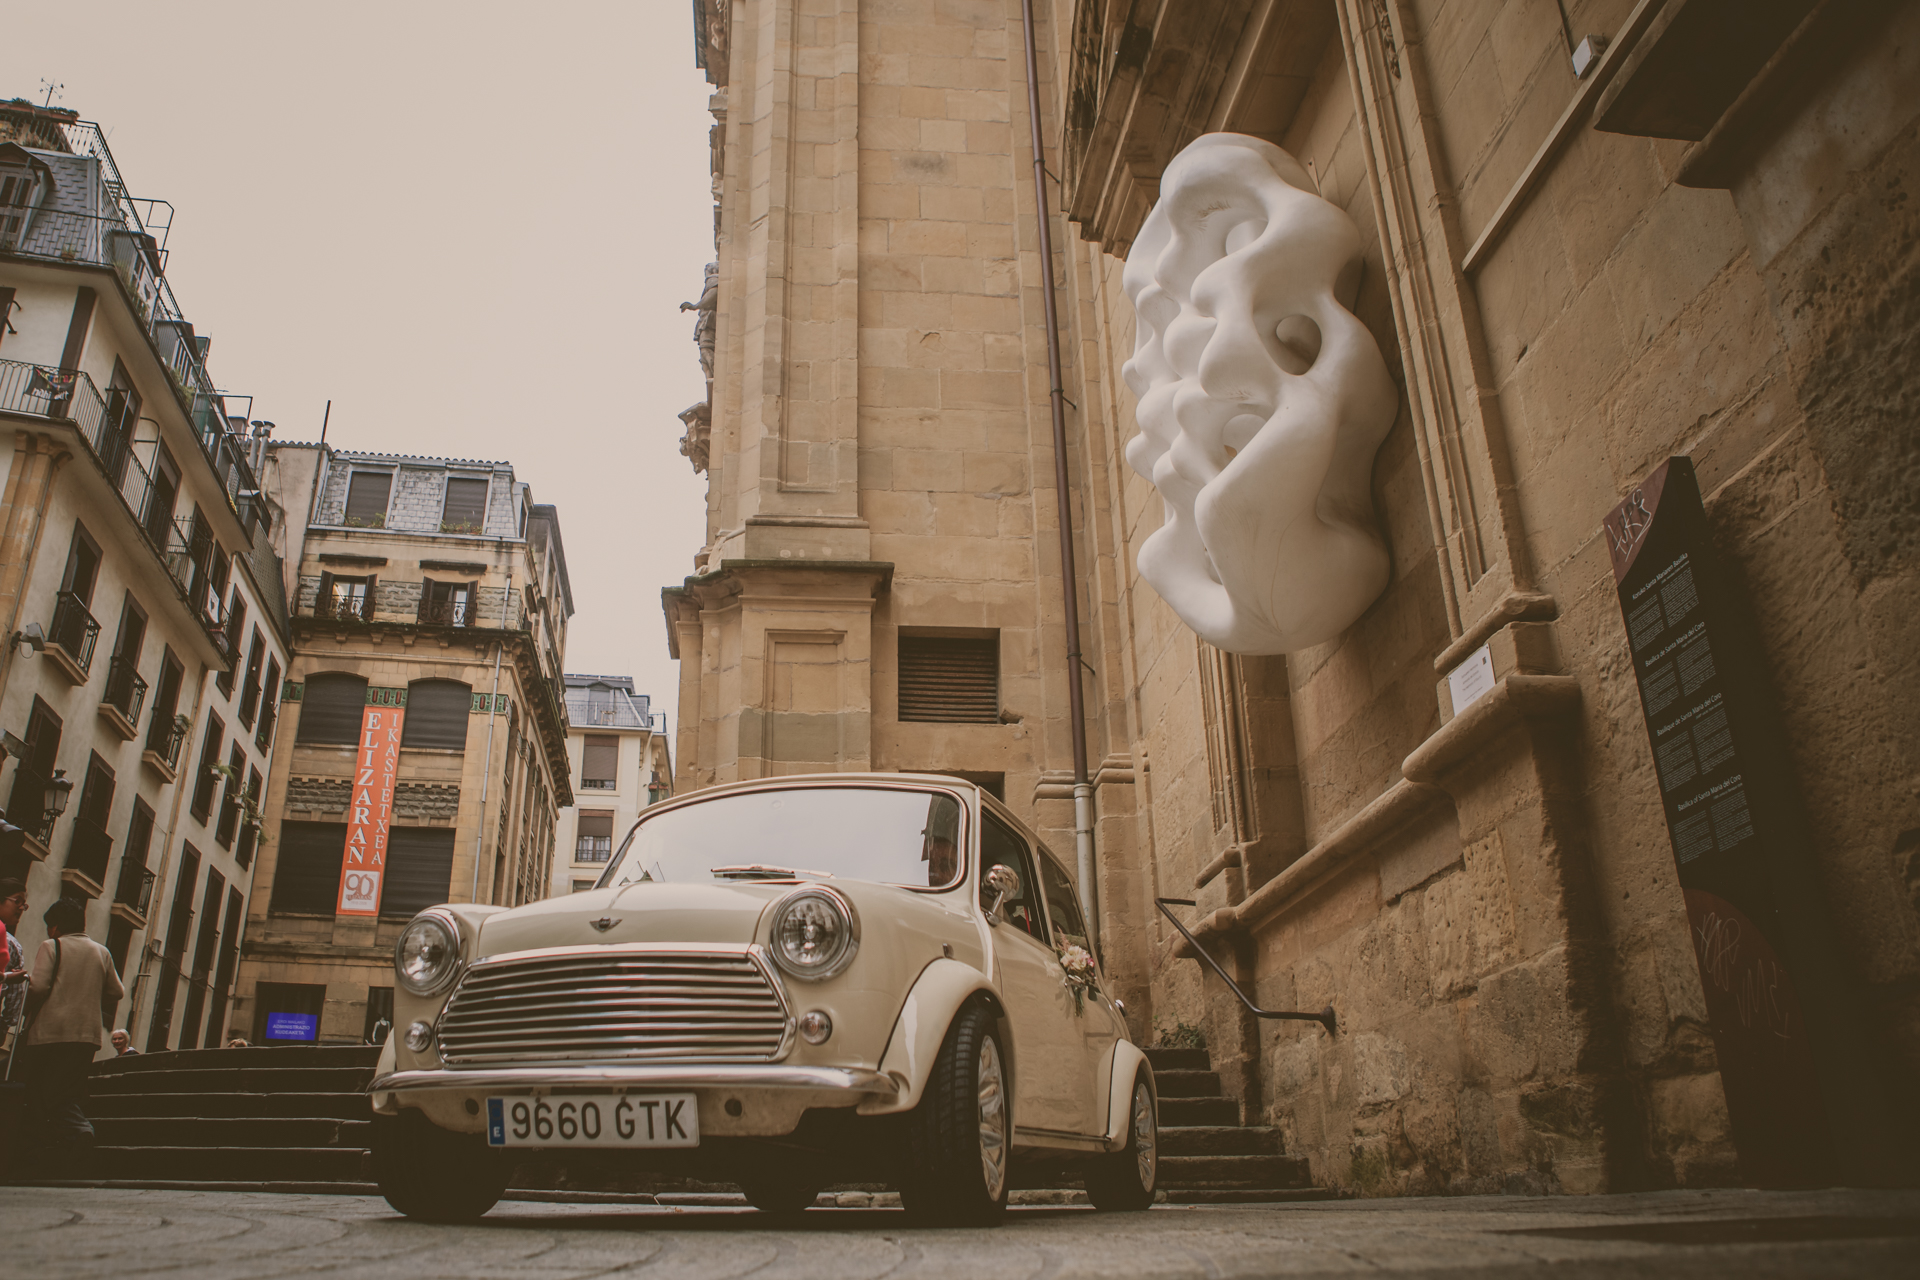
[5,1186,1917,1278]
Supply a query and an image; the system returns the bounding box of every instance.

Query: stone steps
[1142,1046,1322,1203]
[65,1043,1329,1205]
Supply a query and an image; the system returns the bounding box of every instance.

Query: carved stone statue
[1122,133,1398,654]
[678,401,711,474]
[680,262,718,382]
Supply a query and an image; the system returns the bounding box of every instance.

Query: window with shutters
[146,648,185,758]
[255,658,282,749]
[215,594,246,694]
[382,827,456,916]
[65,752,116,891]
[898,634,1000,723]
[190,713,223,821]
[419,578,476,627]
[440,476,489,534]
[7,698,62,844]
[575,811,615,862]
[295,673,367,745]
[580,735,619,789]
[235,767,263,870]
[400,680,471,751]
[269,822,345,915]
[237,629,265,727]
[215,741,245,849]
[343,471,392,527]
[314,572,374,622]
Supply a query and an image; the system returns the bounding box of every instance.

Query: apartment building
[0,97,291,1052]
[233,443,573,1044]
[549,673,671,897]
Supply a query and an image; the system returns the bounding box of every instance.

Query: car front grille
[435,946,792,1066]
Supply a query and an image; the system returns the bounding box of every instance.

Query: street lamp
[42,768,73,823]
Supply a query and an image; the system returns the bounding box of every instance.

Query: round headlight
[769,887,859,981]
[395,912,461,996]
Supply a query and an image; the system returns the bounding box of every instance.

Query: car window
[1035,851,1091,951]
[602,787,966,889]
[981,813,1048,944]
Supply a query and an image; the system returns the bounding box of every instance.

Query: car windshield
[601,786,967,890]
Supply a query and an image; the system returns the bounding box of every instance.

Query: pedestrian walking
[20,897,124,1174]
[109,1029,139,1056]
[0,879,27,1072]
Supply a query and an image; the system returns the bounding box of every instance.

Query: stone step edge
[4,1179,1336,1207]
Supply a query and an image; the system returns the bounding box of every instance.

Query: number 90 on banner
[340,870,382,913]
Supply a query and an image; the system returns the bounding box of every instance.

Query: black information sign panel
[1607,458,1846,1186]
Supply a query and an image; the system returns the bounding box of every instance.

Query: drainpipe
[468,574,509,903]
[1019,0,1097,944]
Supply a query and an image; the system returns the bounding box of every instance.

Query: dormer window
[441,475,489,535]
[343,470,392,528]
[0,165,44,249]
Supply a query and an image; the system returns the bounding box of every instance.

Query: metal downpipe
[1018,0,1097,943]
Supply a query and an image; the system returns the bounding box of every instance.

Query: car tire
[898,1002,1010,1226]
[736,1165,826,1214]
[1084,1070,1157,1212]
[370,1110,511,1223]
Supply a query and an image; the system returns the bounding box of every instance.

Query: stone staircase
[86,1045,376,1186]
[1145,1045,1329,1204]
[54,1042,1327,1205]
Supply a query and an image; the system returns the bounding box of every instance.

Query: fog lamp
[404,1020,434,1052]
[798,1010,833,1045]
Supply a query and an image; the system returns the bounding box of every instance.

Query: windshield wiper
[711,864,834,881]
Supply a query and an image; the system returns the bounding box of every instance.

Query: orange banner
[337,704,404,915]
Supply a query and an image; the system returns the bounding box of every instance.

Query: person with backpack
[20,897,123,1171]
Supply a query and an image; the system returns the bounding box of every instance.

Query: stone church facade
[666,0,1920,1194]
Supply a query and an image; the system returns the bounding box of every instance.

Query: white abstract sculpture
[1122,133,1398,654]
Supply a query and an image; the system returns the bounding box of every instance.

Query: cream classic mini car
[367,773,1158,1224]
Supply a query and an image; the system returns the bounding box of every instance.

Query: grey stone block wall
[388,467,445,534]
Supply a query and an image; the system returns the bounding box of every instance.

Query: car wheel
[370,1110,511,1223]
[1084,1070,1157,1211]
[898,1002,1010,1226]
[736,1165,826,1214]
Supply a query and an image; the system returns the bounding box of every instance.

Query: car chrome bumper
[370,1064,900,1096]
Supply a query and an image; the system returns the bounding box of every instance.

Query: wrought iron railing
[301,581,527,629]
[310,589,376,623]
[4,767,54,846]
[65,816,115,890]
[103,656,149,723]
[1155,899,1338,1035]
[115,859,156,917]
[145,716,184,769]
[47,591,101,673]
[2,359,248,638]
[417,594,474,627]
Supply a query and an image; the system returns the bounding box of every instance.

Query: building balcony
[98,656,148,740]
[42,591,100,684]
[298,581,528,630]
[112,859,156,928]
[62,815,113,899]
[143,716,185,782]
[1,359,242,663]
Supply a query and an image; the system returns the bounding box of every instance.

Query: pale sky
[1,0,714,735]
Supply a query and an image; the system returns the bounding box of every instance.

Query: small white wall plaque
[1447,644,1496,715]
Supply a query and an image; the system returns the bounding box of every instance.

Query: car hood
[475,880,791,956]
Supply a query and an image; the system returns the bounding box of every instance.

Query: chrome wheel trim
[1132,1080,1157,1190]
[977,1035,1008,1200]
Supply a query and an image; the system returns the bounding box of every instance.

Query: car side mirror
[981,864,1021,926]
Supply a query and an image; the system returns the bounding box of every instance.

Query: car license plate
[485,1094,699,1148]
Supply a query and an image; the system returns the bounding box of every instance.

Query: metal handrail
[1156,898,1337,1035]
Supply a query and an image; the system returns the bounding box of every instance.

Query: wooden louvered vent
[898,636,999,723]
